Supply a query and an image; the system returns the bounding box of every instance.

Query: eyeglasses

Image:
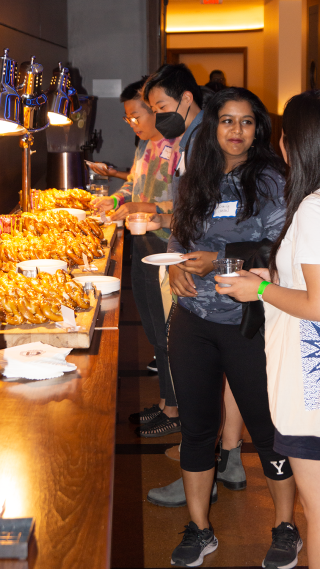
[123,116,139,125]
[123,112,150,126]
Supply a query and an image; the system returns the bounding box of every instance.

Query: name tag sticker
[213,201,238,219]
[160,145,172,160]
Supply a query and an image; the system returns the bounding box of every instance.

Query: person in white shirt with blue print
[167,87,300,569]
[217,90,320,569]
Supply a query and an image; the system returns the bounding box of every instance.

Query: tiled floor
[111,236,308,569]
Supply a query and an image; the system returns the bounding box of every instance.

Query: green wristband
[112,196,118,210]
[257,280,270,301]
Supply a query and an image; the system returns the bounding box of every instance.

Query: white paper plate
[51,208,86,221]
[17,259,68,275]
[141,253,185,266]
[101,216,123,228]
[87,215,104,225]
[74,276,120,295]
[110,218,124,228]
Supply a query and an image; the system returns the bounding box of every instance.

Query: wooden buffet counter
[0,228,124,569]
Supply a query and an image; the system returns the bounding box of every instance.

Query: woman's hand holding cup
[215,268,265,301]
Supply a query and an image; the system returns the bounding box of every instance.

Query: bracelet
[112,196,118,210]
[257,280,270,301]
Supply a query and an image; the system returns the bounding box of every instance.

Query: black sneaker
[128,403,161,425]
[262,522,303,568]
[147,357,158,373]
[171,521,218,567]
[135,411,181,437]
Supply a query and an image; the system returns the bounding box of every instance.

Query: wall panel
[68,0,147,191]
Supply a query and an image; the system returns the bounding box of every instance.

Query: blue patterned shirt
[168,168,286,325]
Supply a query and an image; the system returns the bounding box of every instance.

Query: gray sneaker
[147,477,218,508]
[216,439,246,490]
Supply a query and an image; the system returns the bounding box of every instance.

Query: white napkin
[0,341,76,380]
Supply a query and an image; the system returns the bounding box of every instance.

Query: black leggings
[131,234,176,407]
[168,304,292,480]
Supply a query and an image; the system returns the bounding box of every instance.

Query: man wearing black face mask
[143,64,248,517]
[143,64,203,188]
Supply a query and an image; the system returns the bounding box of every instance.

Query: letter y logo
[270,459,286,475]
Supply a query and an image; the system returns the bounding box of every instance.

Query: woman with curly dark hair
[167,88,300,568]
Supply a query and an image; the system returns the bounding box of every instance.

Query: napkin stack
[0,341,76,380]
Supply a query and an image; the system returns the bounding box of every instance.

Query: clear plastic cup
[127,213,149,235]
[90,184,109,196]
[213,258,244,287]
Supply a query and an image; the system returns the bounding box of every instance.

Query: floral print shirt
[112,137,181,241]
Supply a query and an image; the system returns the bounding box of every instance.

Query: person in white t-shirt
[216,90,320,569]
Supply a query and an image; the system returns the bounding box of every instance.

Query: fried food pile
[34,188,93,210]
[23,209,104,239]
[0,269,90,326]
[0,210,105,269]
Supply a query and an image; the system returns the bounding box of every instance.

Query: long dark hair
[172,87,285,249]
[269,90,320,279]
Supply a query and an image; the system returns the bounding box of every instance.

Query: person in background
[89,91,155,373]
[143,64,247,507]
[153,86,299,568]
[205,80,227,94]
[209,69,226,85]
[92,78,181,437]
[205,70,227,95]
[216,89,320,569]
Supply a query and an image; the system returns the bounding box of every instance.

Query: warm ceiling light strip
[166,23,264,32]
[166,3,264,33]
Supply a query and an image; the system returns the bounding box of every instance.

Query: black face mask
[155,97,190,139]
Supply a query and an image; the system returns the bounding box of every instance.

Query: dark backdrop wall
[0,0,68,213]
[68,0,148,193]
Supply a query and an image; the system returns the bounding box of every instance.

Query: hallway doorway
[167,47,247,87]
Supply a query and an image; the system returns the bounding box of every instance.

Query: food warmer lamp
[0,47,81,212]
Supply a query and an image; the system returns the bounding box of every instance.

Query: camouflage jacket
[168,168,286,325]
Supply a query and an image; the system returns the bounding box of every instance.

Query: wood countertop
[0,228,124,569]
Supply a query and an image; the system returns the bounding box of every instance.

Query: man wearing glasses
[92,78,181,437]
